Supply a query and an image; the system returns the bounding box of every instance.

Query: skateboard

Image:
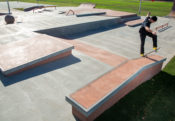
[144,47,160,57]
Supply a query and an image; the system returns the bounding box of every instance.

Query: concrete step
[0,34,74,76]
[66,55,166,121]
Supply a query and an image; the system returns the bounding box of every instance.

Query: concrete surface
[0,50,112,121]
[67,16,175,62]
[68,55,165,121]
[0,1,50,9]
[0,34,74,75]
[0,1,174,121]
[0,10,121,43]
[70,55,164,110]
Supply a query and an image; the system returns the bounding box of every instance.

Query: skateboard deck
[144,47,160,57]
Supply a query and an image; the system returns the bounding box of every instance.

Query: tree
[169,0,175,17]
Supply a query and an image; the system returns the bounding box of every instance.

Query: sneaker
[140,54,144,57]
[153,47,157,52]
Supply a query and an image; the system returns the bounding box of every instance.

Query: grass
[0,0,173,16]
[14,8,24,11]
[95,56,175,121]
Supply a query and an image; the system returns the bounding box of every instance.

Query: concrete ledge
[0,34,74,76]
[122,16,141,23]
[37,17,121,37]
[76,12,106,17]
[66,55,166,121]
[65,40,128,67]
[32,5,57,13]
[103,9,137,18]
[125,19,144,27]
[65,8,137,19]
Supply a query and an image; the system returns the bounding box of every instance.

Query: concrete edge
[76,12,106,17]
[121,16,141,23]
[2,46,74,75]
[126,22,143,27]
[65,57,166,117]
[36,17,122,37]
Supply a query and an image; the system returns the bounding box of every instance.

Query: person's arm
[144,12,156,35]
[145,26,152,33]
[145,26,156,35]
[147,12,151,17]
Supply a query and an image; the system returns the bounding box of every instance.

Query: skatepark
[0,1,175,121]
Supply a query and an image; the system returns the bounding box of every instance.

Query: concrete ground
[0,1,175,121]
[0,1,50,9]
[67,17,175,61]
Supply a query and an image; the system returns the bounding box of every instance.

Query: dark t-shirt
[139,17,151,34]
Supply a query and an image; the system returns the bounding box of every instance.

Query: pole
[6,0,11,14]
[139,0,142,15]
[37,0,40,5]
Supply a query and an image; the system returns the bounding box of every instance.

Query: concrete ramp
[36,16,121,37]
[0,34,74,76]
[66,55,166,121]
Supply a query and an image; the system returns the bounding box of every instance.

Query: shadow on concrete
[0,55,81,86]
[37,9,54,13]
[65,24,125,40]
[24,6,44,12]
[158,25,173,33]
[145,56,160,62]
[0,13,8,16]
[95,71,175,121]
[36,24,125,40]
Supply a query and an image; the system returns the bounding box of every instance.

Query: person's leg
[146,32,157,49]
[140,33,146,55]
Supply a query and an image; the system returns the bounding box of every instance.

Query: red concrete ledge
[66,55,166,121]
[125,19,144,27]
[0,34,74,76]
[66,40,128,67]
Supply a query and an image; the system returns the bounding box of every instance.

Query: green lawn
[1,0,173,16]
[95,56,175,121]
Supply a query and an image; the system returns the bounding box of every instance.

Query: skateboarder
[139,12,158,57]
